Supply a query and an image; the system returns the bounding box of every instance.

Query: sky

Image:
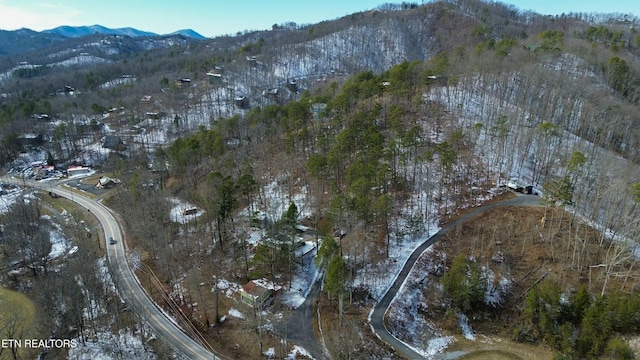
[0,0,639,38]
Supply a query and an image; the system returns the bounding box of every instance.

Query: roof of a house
[68,166,89,171]
[242,281,270,297]
[243,279,283,297]
[99,177,114,185]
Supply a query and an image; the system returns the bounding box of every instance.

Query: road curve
[4,177,221,360]
[369,194,543,359]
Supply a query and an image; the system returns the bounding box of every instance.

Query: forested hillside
[2,0,640,359]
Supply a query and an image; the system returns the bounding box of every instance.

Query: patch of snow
[385,247,445,352]
[213,279,241,298]
[228,308,245,319]
[484,266,511,308]
[0,187,22,214]
[44,219,74,260]
[457,313,476,341]
[246,228,264,246]
[168,197,205,224]
[68,245,79,256]
[48,227,70,259]
[285,345,315,360]
[55,54,111,68]
[425,336,455,357]
[96,257,116,293]
[69,330,156,360]
[279,247,319,309]
[264,347,276,358]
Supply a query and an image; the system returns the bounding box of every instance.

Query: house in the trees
[33,113,51,121]
[240,280,276,307]
[145,112,161,119]
[207,72,222,86]
[234,96,250,109]
[183,208,198,216]
[310,103,327,122]
[174,78,192,88]
[286,78,298,93]
[102,135,126,151]
[246,56,258,67]
[149,156,169,173]
[262,88,279,101]
[18,133,44,148]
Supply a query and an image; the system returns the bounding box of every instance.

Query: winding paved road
[5,174,541,359]
[4,177,221,360]
[369,194,543,359]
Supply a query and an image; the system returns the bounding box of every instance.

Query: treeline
[521,280,639,359]
[578,25,640,104]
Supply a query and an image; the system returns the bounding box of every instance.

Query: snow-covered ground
[281,241,320,309]
[168,197,205,224]
[383,246,452,357]
[262,344,321,360]
[0,187,22,214]
[260,179,311,222]
[46,219,74,259]
[68,330,157,360]
[227,308,245,319]
[285,345,315,360]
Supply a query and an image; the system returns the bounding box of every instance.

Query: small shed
[240,280,273,307]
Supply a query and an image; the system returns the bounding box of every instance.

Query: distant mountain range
[0,25,206,57]
[42,25,206,39]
